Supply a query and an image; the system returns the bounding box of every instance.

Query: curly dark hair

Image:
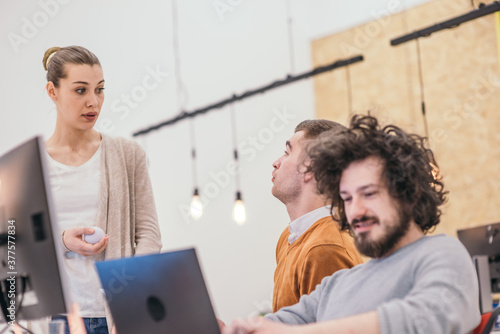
[308,114,447,234]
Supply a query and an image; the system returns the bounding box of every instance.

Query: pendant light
[229,102,246,225]
[189,119,203,220]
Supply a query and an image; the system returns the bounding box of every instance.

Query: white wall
[0,0,430,323]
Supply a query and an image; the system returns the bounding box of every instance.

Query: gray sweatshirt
[266,234,480,334]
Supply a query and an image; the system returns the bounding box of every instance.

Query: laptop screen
[95,248,221,334]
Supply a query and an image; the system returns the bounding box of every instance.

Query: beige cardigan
[96,134,162,260]
[97,135,162,330]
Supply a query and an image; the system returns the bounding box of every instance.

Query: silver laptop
[95,248,221,334]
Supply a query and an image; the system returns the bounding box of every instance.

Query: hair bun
[43,47,61,71]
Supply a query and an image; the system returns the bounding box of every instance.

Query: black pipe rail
[133,55,364,137]
[390,1,500,46]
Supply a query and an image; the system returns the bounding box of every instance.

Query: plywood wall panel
[312,0,500,237]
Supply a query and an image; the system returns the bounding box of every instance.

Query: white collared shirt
[288,206,332,244]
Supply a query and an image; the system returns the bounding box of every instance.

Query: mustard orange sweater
[272,216,362,312]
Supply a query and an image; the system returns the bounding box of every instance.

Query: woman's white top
[46,144,106,317]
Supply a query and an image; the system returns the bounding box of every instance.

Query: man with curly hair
[224,115,480,334]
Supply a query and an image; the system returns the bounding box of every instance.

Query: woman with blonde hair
[43,45,162,334]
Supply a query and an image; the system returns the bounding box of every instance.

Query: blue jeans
[51,316,108,334]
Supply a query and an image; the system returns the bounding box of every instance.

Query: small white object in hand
[82,227,105,244]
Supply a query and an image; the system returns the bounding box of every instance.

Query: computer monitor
[0,136,70,323]
[458,222,500,313]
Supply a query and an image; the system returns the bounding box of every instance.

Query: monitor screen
[458,222,500,300]
[457,222,500,259]
[457,223,500,293]
[0,136,70,322]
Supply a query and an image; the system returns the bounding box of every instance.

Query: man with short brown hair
[270,119,362,312]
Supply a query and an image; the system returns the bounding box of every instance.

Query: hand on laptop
[222,317,299,334]
[63,227,109,256]
[217,318,226,331]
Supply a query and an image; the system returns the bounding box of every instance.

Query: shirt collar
[288,206,332,244]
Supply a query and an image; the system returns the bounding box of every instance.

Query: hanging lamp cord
[172,0,189,113]
[189,119,199,192]
[229,103,242,192]
[415,38,429,139]
[172,0,198,195]
[286,0,295,74]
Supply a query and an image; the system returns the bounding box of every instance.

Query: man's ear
[46,81,57,101]
[303,170,314,182]
[302,158,314,182]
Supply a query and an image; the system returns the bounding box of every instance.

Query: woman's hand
[62,227,109,256]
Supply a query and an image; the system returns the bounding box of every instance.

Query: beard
[352,206,412,258]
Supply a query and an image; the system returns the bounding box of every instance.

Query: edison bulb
[190,195,203,220]
[233,199,246,225]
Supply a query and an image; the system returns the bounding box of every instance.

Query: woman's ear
[46,81,57,101]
